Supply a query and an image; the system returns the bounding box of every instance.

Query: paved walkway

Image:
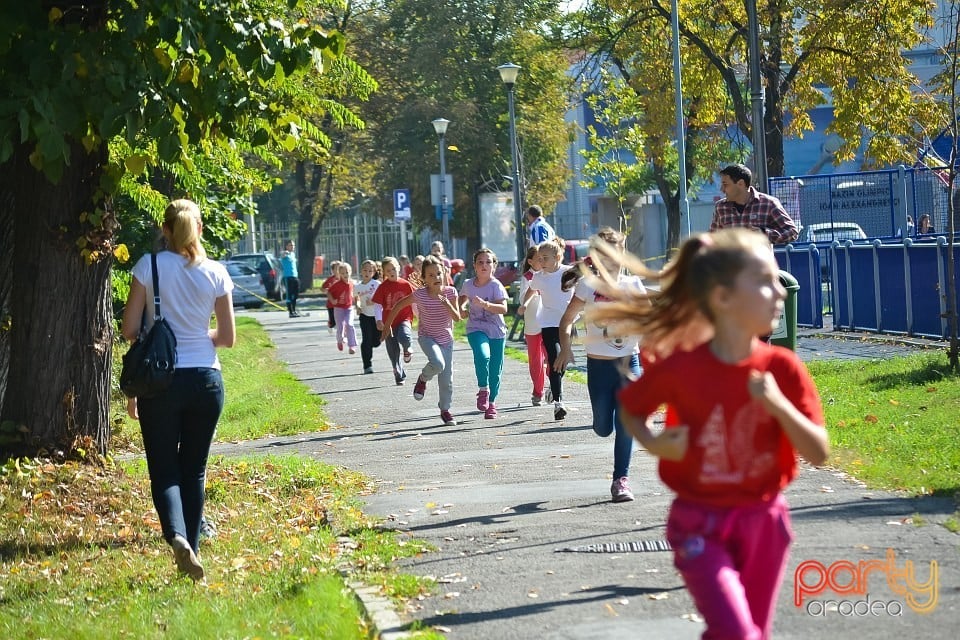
[215,304,958,639]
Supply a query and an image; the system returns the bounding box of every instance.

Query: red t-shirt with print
[322,275,338,309]
[327,279,354,309]
[619,341,823,507]
[371,278,415,327]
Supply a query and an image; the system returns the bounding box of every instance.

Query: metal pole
[747,0,768,191]
[507,83,523,263]
[400,219,408,257]
[671,0,691,236]
[439,132,449,250]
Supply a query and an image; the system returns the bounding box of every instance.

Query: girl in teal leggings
[458,248,509,419]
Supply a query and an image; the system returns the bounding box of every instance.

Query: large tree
[357,0,573,241]
[0,0,346,457]
[564,0,943,248]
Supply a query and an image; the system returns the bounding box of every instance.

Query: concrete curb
[346,578,411,640]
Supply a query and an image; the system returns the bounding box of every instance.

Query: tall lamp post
[497,62,524,264]
[432,118,451,248]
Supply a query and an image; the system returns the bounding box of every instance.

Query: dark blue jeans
[138,368,224,554]
[587,355,640,479]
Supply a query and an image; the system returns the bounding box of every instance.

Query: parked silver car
[221,261,267,309]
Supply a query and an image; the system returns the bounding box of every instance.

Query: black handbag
[120,253,177,398]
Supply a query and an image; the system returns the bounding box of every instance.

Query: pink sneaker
[611,477,635,503]
[484,403,497,419]
[440,410,456,426]
[337,342,344,352]
[349,347,356,355]
[476,389,489,411]
[413,376,427,401]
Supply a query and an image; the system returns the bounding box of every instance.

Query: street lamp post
[431,118,451,249]
[497,62,524,264]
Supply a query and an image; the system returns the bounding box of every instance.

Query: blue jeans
[466,332,505,402]
[587,355,640,479]
[138,368,224,554]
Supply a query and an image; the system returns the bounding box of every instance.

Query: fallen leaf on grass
[864,414,878,424]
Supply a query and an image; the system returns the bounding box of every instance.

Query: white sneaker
[553,402,566,421]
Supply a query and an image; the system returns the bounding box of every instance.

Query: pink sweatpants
[524,333,547,397]
[666,493,792,640]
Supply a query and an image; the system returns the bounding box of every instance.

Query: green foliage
[0,0,346,185]
[351,0,573,236]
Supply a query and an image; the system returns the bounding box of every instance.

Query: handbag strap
[150,253,163,321]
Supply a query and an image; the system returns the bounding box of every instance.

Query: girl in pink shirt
[381,255,461,426]
[593,228,829,640]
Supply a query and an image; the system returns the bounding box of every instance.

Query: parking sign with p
[393,189,411,221]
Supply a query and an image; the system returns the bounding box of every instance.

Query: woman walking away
[458,248,509,418]
[518,239,574,420]
[328,262,358,354]
[321,260,341,335]
[556,228,645,503]
[593,228,829,639]
[518,246,548,406]
[372,256,415,385]
[382,255,461,426]
[355,259,382,373]
[121,198,236,581]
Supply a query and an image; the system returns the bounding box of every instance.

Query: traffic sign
[393,188,411,221]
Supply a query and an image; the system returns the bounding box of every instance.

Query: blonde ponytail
[162,199,206,265]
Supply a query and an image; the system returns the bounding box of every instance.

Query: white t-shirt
[354,279,380,316]
[518,274,542,335]
[574,275,644,358]
[132,251,233,369]
[530,264,574,328]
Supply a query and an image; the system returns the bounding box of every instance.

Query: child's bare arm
[621,408,689,461]
[748,370,830,466]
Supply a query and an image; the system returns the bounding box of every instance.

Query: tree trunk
[0,141,112,457]
[0,186,13,412]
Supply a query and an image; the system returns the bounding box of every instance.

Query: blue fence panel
[846,244,879,331]
[831,244,852,328]
[875,244,908,333]
[907,243,945,338]
[776,244,823,328]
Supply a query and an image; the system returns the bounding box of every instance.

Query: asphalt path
[215,305,958,639]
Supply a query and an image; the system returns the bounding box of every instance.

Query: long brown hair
[588,228,773,361]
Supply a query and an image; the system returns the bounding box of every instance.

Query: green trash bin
[770,270,799,350]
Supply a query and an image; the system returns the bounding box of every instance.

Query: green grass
[808,351,960,496]
[0,455,440,639]
[0,316,444,640]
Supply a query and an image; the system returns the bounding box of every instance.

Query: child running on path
[518,239,574,420]
[328,262,357,354]
[321,260,341,335]
[457,248,508,419]
[518,246,548,406]
[371,256,415,385]
[382,255,461,426]
[556,227,644,503]
[592,228,829,640]
[354,259,381,374]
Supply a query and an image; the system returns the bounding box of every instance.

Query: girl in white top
[121,198,236,582]
[518,246,548,406]
[518,239,574,420]
[556,227,644,503]
[354,259,382,374]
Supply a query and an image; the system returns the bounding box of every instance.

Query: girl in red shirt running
[592,228,829,640]
[327,262,357,354]
[371,256,415,385]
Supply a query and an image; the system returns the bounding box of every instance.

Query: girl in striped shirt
[381,255,461,426]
